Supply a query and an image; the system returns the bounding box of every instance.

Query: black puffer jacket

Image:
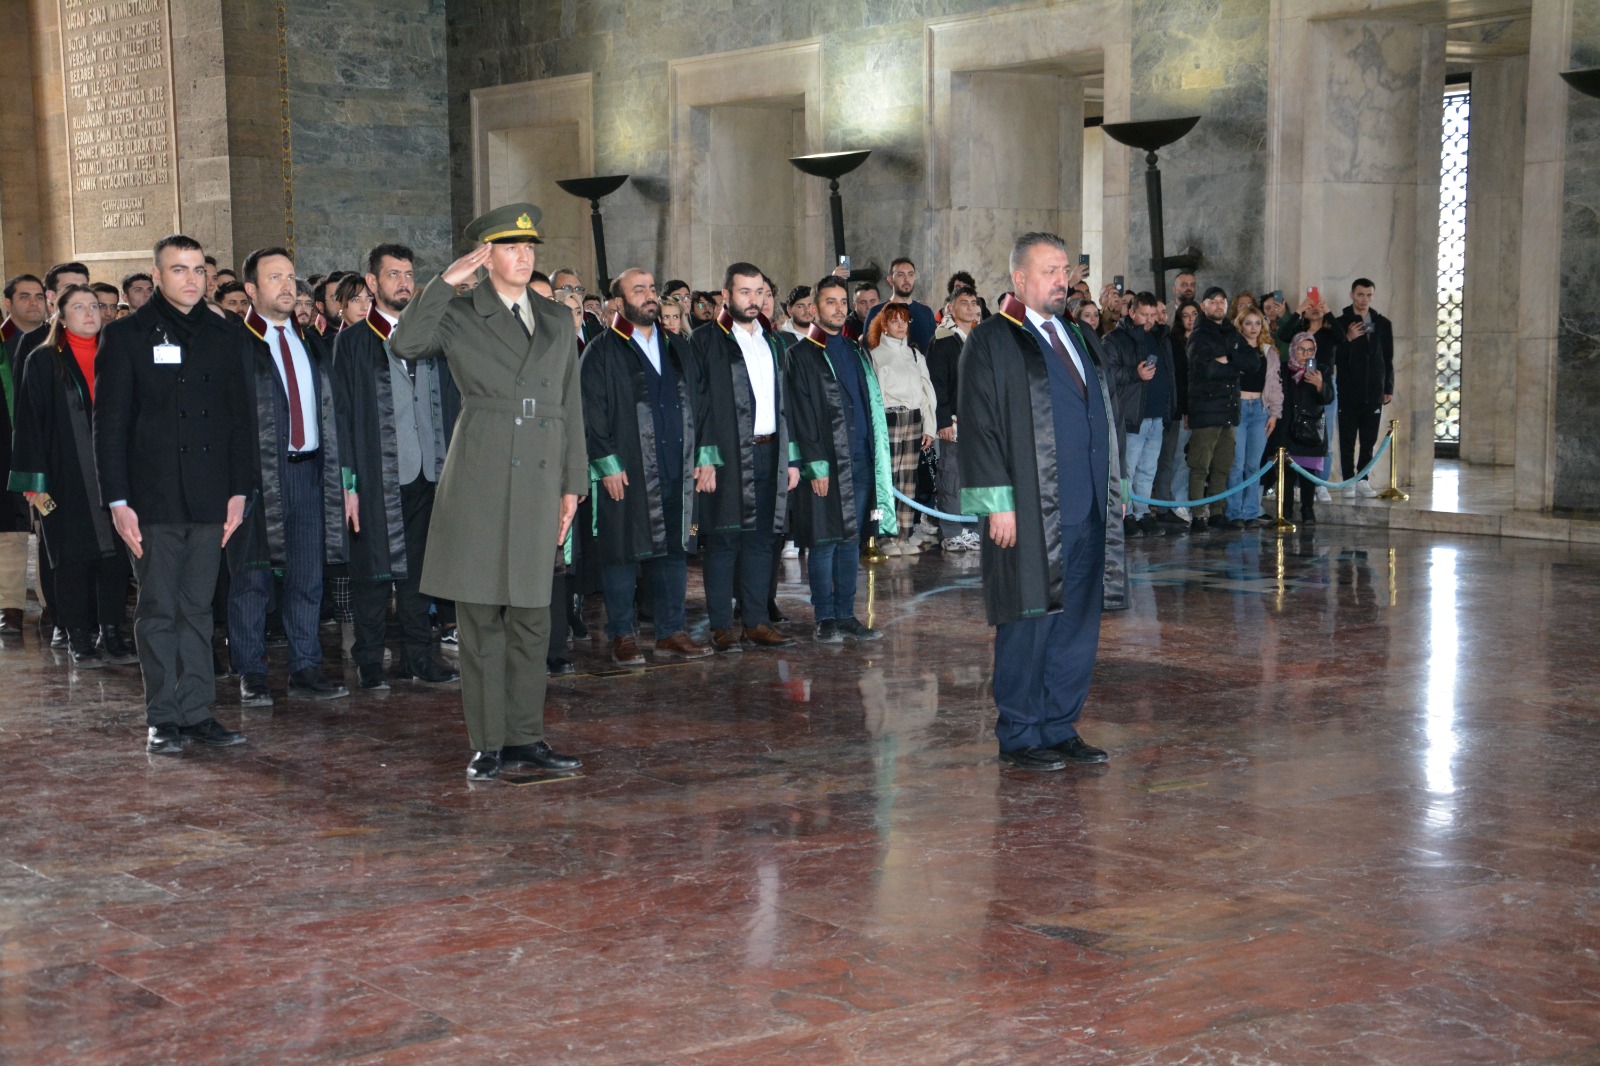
[1186,316,1262,429]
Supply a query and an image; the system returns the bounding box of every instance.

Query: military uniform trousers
[456,601,550,752]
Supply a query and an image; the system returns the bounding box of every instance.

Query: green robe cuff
[802,459,830,481]
[960,485,1014,514]
[696,445,723,468]
[788,440,801,463]
[7,470,46,494]
[341,468,358,493]
[588,454,624,480]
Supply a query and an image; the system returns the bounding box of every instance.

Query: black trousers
[1338,403,1383,483]
[133,523,223,727]
[352,475,436,668]
[52,550,132,634]
[1287,467,1318,520]
[547,569,571,661]
[229,457,325,676]
[705,439,778,630]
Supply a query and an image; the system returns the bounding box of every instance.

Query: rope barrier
[1127,457,1276,509]
[1286,432,1392,488]
[891,488,977,525]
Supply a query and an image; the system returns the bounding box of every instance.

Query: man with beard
[864,258,937,352]
[228,246,349,707]
[583,268,709,666]
[332,243,460,689]
[787,275,893,644]
[691,263,799,652]
[1185,286,1261,532]
[315,273,347,340]
[960,232,1122,772]
[292,281,316,331]
[389,202,586,781]
[782,285,814,342]
[0,274,49,638]
[845,282,879,342]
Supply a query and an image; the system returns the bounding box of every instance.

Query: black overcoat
[689,308,791,535]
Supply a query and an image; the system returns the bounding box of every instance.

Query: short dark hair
[815,275,849,299]
[204,255,218,268]
[583,293,603,307]
[214,268,238,283]
[214,280,248,303]
[44,262,91,292]
[120,271,151,296]
[295,279,314,298]
[1132,290,1159,310]
[852,282,880,298]
[662,278,689,297]
[949,285,977,301]
[91,282,120,299]
[722,261,763,292]
[786,285,812,308]
[529,269,550,287]
[306,273,326,292]
[1352,277,1375,291]
[946,271,976,295]
[366,243,415,277]
[889,257,915,272]
[335,274,369,306]
[153,234,204,264]
[4,274,42,300]
[241,246,293,285]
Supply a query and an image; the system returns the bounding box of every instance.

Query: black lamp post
[1099,117,1202,303]
[555,174,629,297]
[1560,69,1600,99]
[788,150,871,267]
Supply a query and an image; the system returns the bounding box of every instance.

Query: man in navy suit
[958,232,1120,772]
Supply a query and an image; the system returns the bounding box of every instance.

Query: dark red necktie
[278,326,306,450]
[1042,320,1086,398]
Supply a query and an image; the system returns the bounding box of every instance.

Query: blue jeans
[1160,421,1191,505]
[807,455,868,622]
[1225,398,1270,520]
[1123,418,1164,518]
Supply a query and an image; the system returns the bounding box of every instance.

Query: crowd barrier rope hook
[1376,419,1410,501]
[1272,447,1296,535]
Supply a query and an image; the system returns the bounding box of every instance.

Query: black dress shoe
[0,608,23,637]
[179,717,247,747]
[1190,516,1209,533]
[814,619,842,645]
[396,655,460,684]
[546,658,576,677]
[567,593,588,639]
[288,667,349,700]
[99,625,138,665]
[146,724,183,755]
[1052,735,1109,764]
[837,617,881,642]
[68,630,105,668]
[1124,515,1143,538]
[998,746,1066,772]
[357,664,390,690]
[467,750,501,780]
[500,741,583,771]
[51,625,67,648]
[240,674,273,707]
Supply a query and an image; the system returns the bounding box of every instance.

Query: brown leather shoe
[710,627,743,653]
[741,622,796,648]
[0,608,21,637]
[611,634,645,666]
[654,631,711,659]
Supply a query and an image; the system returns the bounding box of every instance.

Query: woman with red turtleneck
[6,284,135,667]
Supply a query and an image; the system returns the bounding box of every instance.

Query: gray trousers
[936,439,965,540]
[133,523,223,727]
[456,600,549,751]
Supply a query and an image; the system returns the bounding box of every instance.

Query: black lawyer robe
[957,302,1126,625]
[688,307,791,536]
[226,310,345,575]
[331,307,448,582]
[3,319,51,534]
[581,317,699,566]
[6,341,119,568]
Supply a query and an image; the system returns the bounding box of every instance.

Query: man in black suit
[228,246,349,707]
[1,274,49,637]
[95,234,256,754]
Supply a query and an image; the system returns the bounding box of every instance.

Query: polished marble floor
[2,525,1598,1064]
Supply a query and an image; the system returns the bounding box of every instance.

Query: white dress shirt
[263,316,319,452]
[632,323,662,374]
[1023,304,1086,383]
[730,320,777,435]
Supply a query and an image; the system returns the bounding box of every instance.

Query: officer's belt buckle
[522,398,536,418]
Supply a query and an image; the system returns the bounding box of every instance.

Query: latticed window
[1435,86,1469,449]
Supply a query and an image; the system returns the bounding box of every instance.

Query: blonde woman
[1222,308,1283,526]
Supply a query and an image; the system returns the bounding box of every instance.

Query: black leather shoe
[179,717,247,747]
[0,608,23,638]
[1052,735,1109,764]
[396,655,460,684]
[546,658,576,677]
[68,630,105,668]
[467,751,501,780]
[814,619,842,645]
[146,724,183,755]
[567,593,588,639]
[288,668,349,700]
[357,665,390,690]
[240,674,273,707]
[51,625,67,648]
[500,741,583,771]
[999,746,1066,772]
[99,625,138,665]
[837,617,882,642]
[1190,516,1209,533]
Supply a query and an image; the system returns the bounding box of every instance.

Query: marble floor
[2,525,1598,1064]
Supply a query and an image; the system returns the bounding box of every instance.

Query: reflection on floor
[2,526,1598,1064]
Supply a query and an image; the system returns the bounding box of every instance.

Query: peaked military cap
[465,202,545,244]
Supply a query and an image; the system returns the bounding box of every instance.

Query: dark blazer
[93,292,255,525]
[1332,305,1395,406]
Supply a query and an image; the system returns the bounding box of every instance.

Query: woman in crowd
[865,302,937,556]
[1272,332,1334,526]
[7,284,134,667]
[336,274,373,330]
[1229,291,1259,321]
[658,296,685,337]
[1223,308,1283,527]
[1068,297,1101,334]
[1277,290,1339,495]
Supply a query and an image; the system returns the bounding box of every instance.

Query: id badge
[153,343,182,365]
[870,508,884,523]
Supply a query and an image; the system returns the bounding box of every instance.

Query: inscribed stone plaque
[59,0,180,261]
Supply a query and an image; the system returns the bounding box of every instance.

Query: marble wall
[1555,2,1600,511]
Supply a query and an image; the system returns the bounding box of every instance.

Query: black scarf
[145,289,227,346]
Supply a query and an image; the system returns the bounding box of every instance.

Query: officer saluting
[388,204,588,780]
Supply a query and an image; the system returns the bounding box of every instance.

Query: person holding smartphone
[1104,291,1174,537]
[1332,278,1393,497]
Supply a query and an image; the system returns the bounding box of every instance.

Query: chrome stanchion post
[1377,419,1410,501]
[1273,448,1297,534]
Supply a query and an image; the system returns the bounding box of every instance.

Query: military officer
[388,204,588,781]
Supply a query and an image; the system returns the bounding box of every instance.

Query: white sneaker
[1341,484,1358,499]
[942,537,967,553]
[879,540,904,557]
[1315,486,1332,503]
[1356,480,1378,498]
[781,542,799,559]
[960,530,981,550]
[1174,506,1192,522]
